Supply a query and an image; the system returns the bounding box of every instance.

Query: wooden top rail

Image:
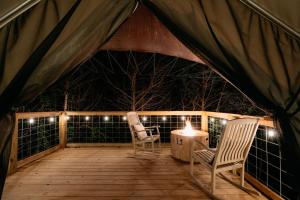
[65,111,202,116]
[65,111,274,128]
[15,111,274,128]
[202,111,274,128]
[16,112,61,119]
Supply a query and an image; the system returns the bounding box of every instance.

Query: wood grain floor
[3,147,265,200]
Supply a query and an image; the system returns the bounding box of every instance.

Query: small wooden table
[171,130,209,162]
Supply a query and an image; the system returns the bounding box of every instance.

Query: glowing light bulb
[122,116,127,121]
[65,116,70,121]
[142,116,147,121]
[162,116,167,121]
[85,116,90,121]
[222,119,227,125]
[49,117,55,122]
[181,116,186,121]
[29,118,34,124]
[104,116,109,121]
[210,118,215,122]
[268,130,275,138]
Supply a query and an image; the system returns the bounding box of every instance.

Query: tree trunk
[64,93,68,111]
[216,82,226,112]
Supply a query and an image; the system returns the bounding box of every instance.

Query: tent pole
[0,0,42,29]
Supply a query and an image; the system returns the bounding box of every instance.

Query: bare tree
[215,82,227,112]
[97,51,175,111]
[20,50,265,116]
[62,59,106,111]
[173,63,225,111]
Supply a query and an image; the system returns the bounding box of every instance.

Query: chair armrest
[144,125,160,129]
[193,140,215,153]
[144,125,160,136]
[133,130,147,133]
[133,129,154,139]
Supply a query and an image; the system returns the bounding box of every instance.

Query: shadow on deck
[3,147,265,200]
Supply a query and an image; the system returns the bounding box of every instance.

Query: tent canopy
[101,5,203,63]
[0,0,299,198]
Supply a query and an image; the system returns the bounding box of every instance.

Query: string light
[162,116,167,121]
[122,116,127,121]
[29,118,34,124]
[210,118,215,122]
[181,116,185,121]
[267,129,276,138]
[142,116,147,121]
[65,116,70,121]
[49,117,55,122]
[104,116,109,121]
[221,119,227,125]
[85,116,90,121]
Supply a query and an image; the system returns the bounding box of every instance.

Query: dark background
[15,51,293,199]
[18,51,266,116]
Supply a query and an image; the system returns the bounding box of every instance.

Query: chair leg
[232,169,237,175]
[151,141,154,153]
[134,146,136,155]
[240,166,245,187]
[190,154,194,176]
[142,143,145,151]
[211,171,216,194]
[133,143,136,155]
[159,138,161,151]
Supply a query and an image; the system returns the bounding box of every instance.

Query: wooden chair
[127,112,161,154]
[190,118,259,194]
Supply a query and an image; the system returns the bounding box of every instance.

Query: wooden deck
[3,147,265,200]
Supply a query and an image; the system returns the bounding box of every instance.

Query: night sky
[20,51,265,115]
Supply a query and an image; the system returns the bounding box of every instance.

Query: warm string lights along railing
[28,117,57,124]
[27,115,276,138]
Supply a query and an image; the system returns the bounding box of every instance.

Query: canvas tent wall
[0,0,137,196]
[0,0,299,199]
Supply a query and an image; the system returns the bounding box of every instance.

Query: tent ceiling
[101,5,203,63]
[1,0,299,40]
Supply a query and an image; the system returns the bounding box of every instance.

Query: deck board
[3,147,265,200]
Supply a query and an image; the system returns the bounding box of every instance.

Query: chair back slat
[127,112,141,141]
[233,124,249,160]
[224,124,240,162]
[230,124,247,161]
[214,118,259,166]
[127,112,141,126]
[237,124,254,159]
[221,124,236,163]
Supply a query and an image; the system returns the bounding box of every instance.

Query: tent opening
[1,1,299,199]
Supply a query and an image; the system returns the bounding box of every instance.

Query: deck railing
[8,111,290,200]
[65,111,202,145]
[8,112,61,172]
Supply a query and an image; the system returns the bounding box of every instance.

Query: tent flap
[143,0,300,198]
[0,0,78,97]
[0,114,13,197]
[0,0,137,197]
[20,0,137,104]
